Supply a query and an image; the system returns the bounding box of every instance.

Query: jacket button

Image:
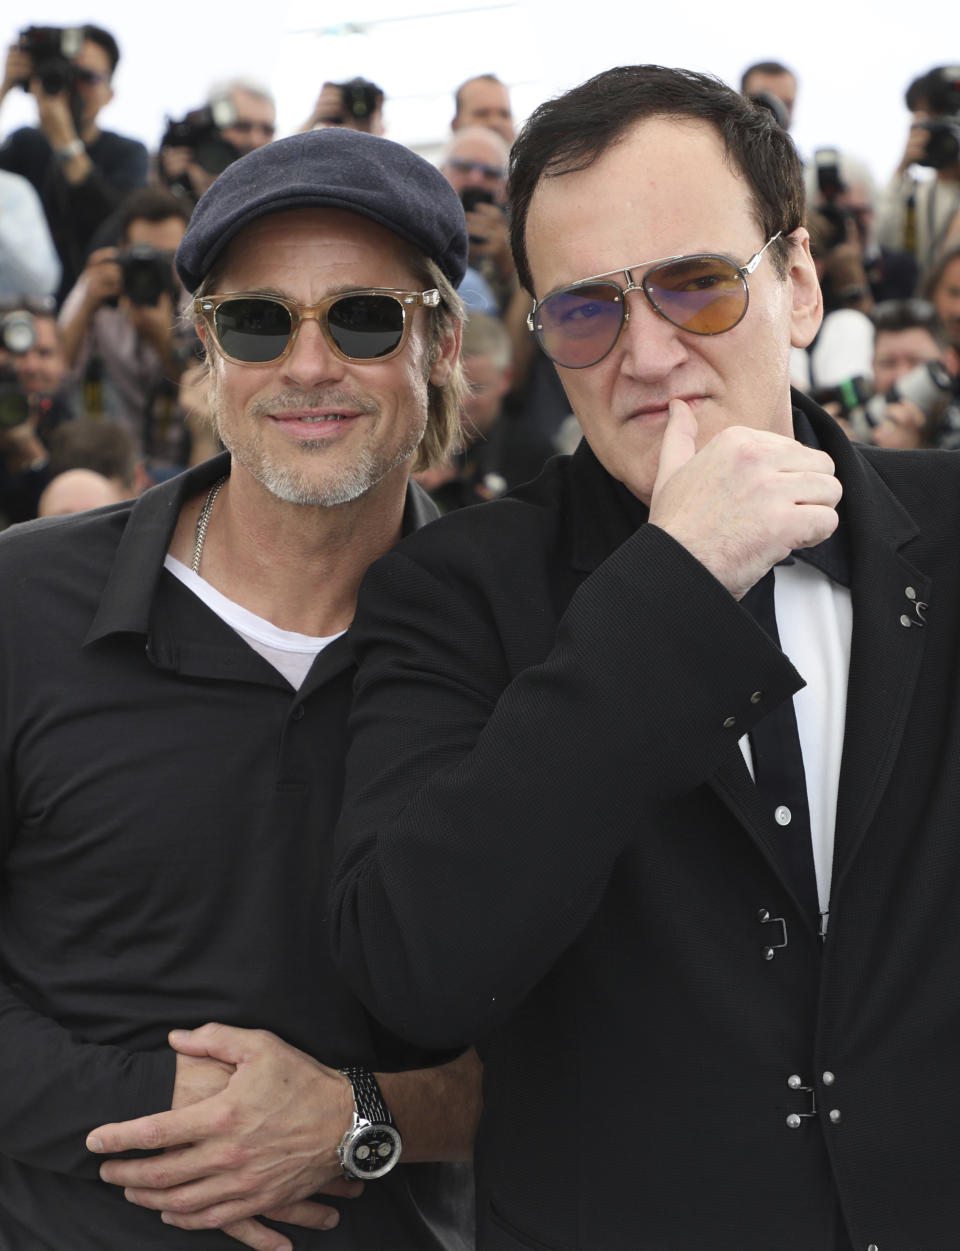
[786,1114,802,1129]
[829,1108,841,1123]
[723,715,737,728]
[291,705,305,722]
[750,690,763,704]
[822,1071,835,1086]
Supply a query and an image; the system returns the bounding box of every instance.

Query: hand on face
[648,399,842,600]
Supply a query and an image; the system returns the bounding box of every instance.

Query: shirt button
[291,705,305,722]
[775,805,792,826]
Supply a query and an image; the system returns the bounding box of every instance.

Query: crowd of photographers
[1,27,959,528]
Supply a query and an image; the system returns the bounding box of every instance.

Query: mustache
[248,390,380,418]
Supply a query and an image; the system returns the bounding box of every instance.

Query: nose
[281,316,348,388]
[616,285,689,381]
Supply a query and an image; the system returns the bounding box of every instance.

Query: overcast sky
[0,0,954,189]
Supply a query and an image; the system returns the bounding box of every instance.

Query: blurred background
[0,0,954,180]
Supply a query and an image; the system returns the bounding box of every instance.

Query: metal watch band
[340,1065,395,1127]
[54,138,85,161]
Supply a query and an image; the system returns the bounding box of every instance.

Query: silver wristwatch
[337,1066,402,1180]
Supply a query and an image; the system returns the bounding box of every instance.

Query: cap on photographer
[0,24,148,303]
[58,186,196,480]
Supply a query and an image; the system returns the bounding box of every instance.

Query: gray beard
[212,384,424,508]
[251,437,411,507]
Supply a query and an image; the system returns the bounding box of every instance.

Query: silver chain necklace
[191,475,228,574]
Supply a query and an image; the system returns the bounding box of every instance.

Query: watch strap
[54,138,85,161]
[340,1065,395,1127]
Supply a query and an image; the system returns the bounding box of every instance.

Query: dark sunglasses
[527,234,782,369]
[447,157,505,180]
[228,120,276,137]
[194,288,440,366]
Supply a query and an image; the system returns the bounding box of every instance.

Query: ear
[428,318,463,387]
[785,227,823,350]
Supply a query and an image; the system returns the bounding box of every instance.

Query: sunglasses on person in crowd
[447,157,506,181]
[194,288,441,365]
[527,233,782,369]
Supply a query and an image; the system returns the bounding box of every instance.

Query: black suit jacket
[333,393,960,1250]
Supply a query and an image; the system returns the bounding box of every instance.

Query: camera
[1,311,37,356]
[320,78,384,127]
[0,365,31,431]
[864,359,954,428]
[916,66,960,170]
[811,149,852,251]
[115,246,178,308]
[16,26,84,95]
[161,102,242,176]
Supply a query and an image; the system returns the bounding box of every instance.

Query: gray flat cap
[175,128,468,292]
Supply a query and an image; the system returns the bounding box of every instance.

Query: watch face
[344,1123,402,1179]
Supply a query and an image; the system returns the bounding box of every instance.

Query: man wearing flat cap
[0,129,478,1251]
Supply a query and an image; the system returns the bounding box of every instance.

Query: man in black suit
[331,64,960,1250]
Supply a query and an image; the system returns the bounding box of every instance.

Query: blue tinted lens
[534,283,624,368]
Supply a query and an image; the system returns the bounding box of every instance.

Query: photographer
[0,24,148,303]
[300,77,385,135]
[440,126,514,312]
[58,187,196,480]
[877,65,960,274]
[814,299,958,450]
[158,85,272,210]
[0,300,73,524]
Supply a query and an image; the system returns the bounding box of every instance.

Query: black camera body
[918,118,960,171]
[115,245,178,308]
[339,78,382,123]
[17,26,84,95]
[115,246,178,308]
[0,364,31,431]
[916,66,960,170]
[161,102,241,176]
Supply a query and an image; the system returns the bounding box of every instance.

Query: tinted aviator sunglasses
[194,288,441,366]
[527,233,782,369]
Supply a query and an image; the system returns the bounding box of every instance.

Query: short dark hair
[871,298,948,348]
[508,64,804,296]
[118,187,191,242]
[740,60,794,92]
[48,418,138,488]
[81,24,120,75]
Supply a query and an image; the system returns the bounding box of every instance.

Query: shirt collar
[567,399,852,587]
[85,456,439,645]
[785,405,852,588]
